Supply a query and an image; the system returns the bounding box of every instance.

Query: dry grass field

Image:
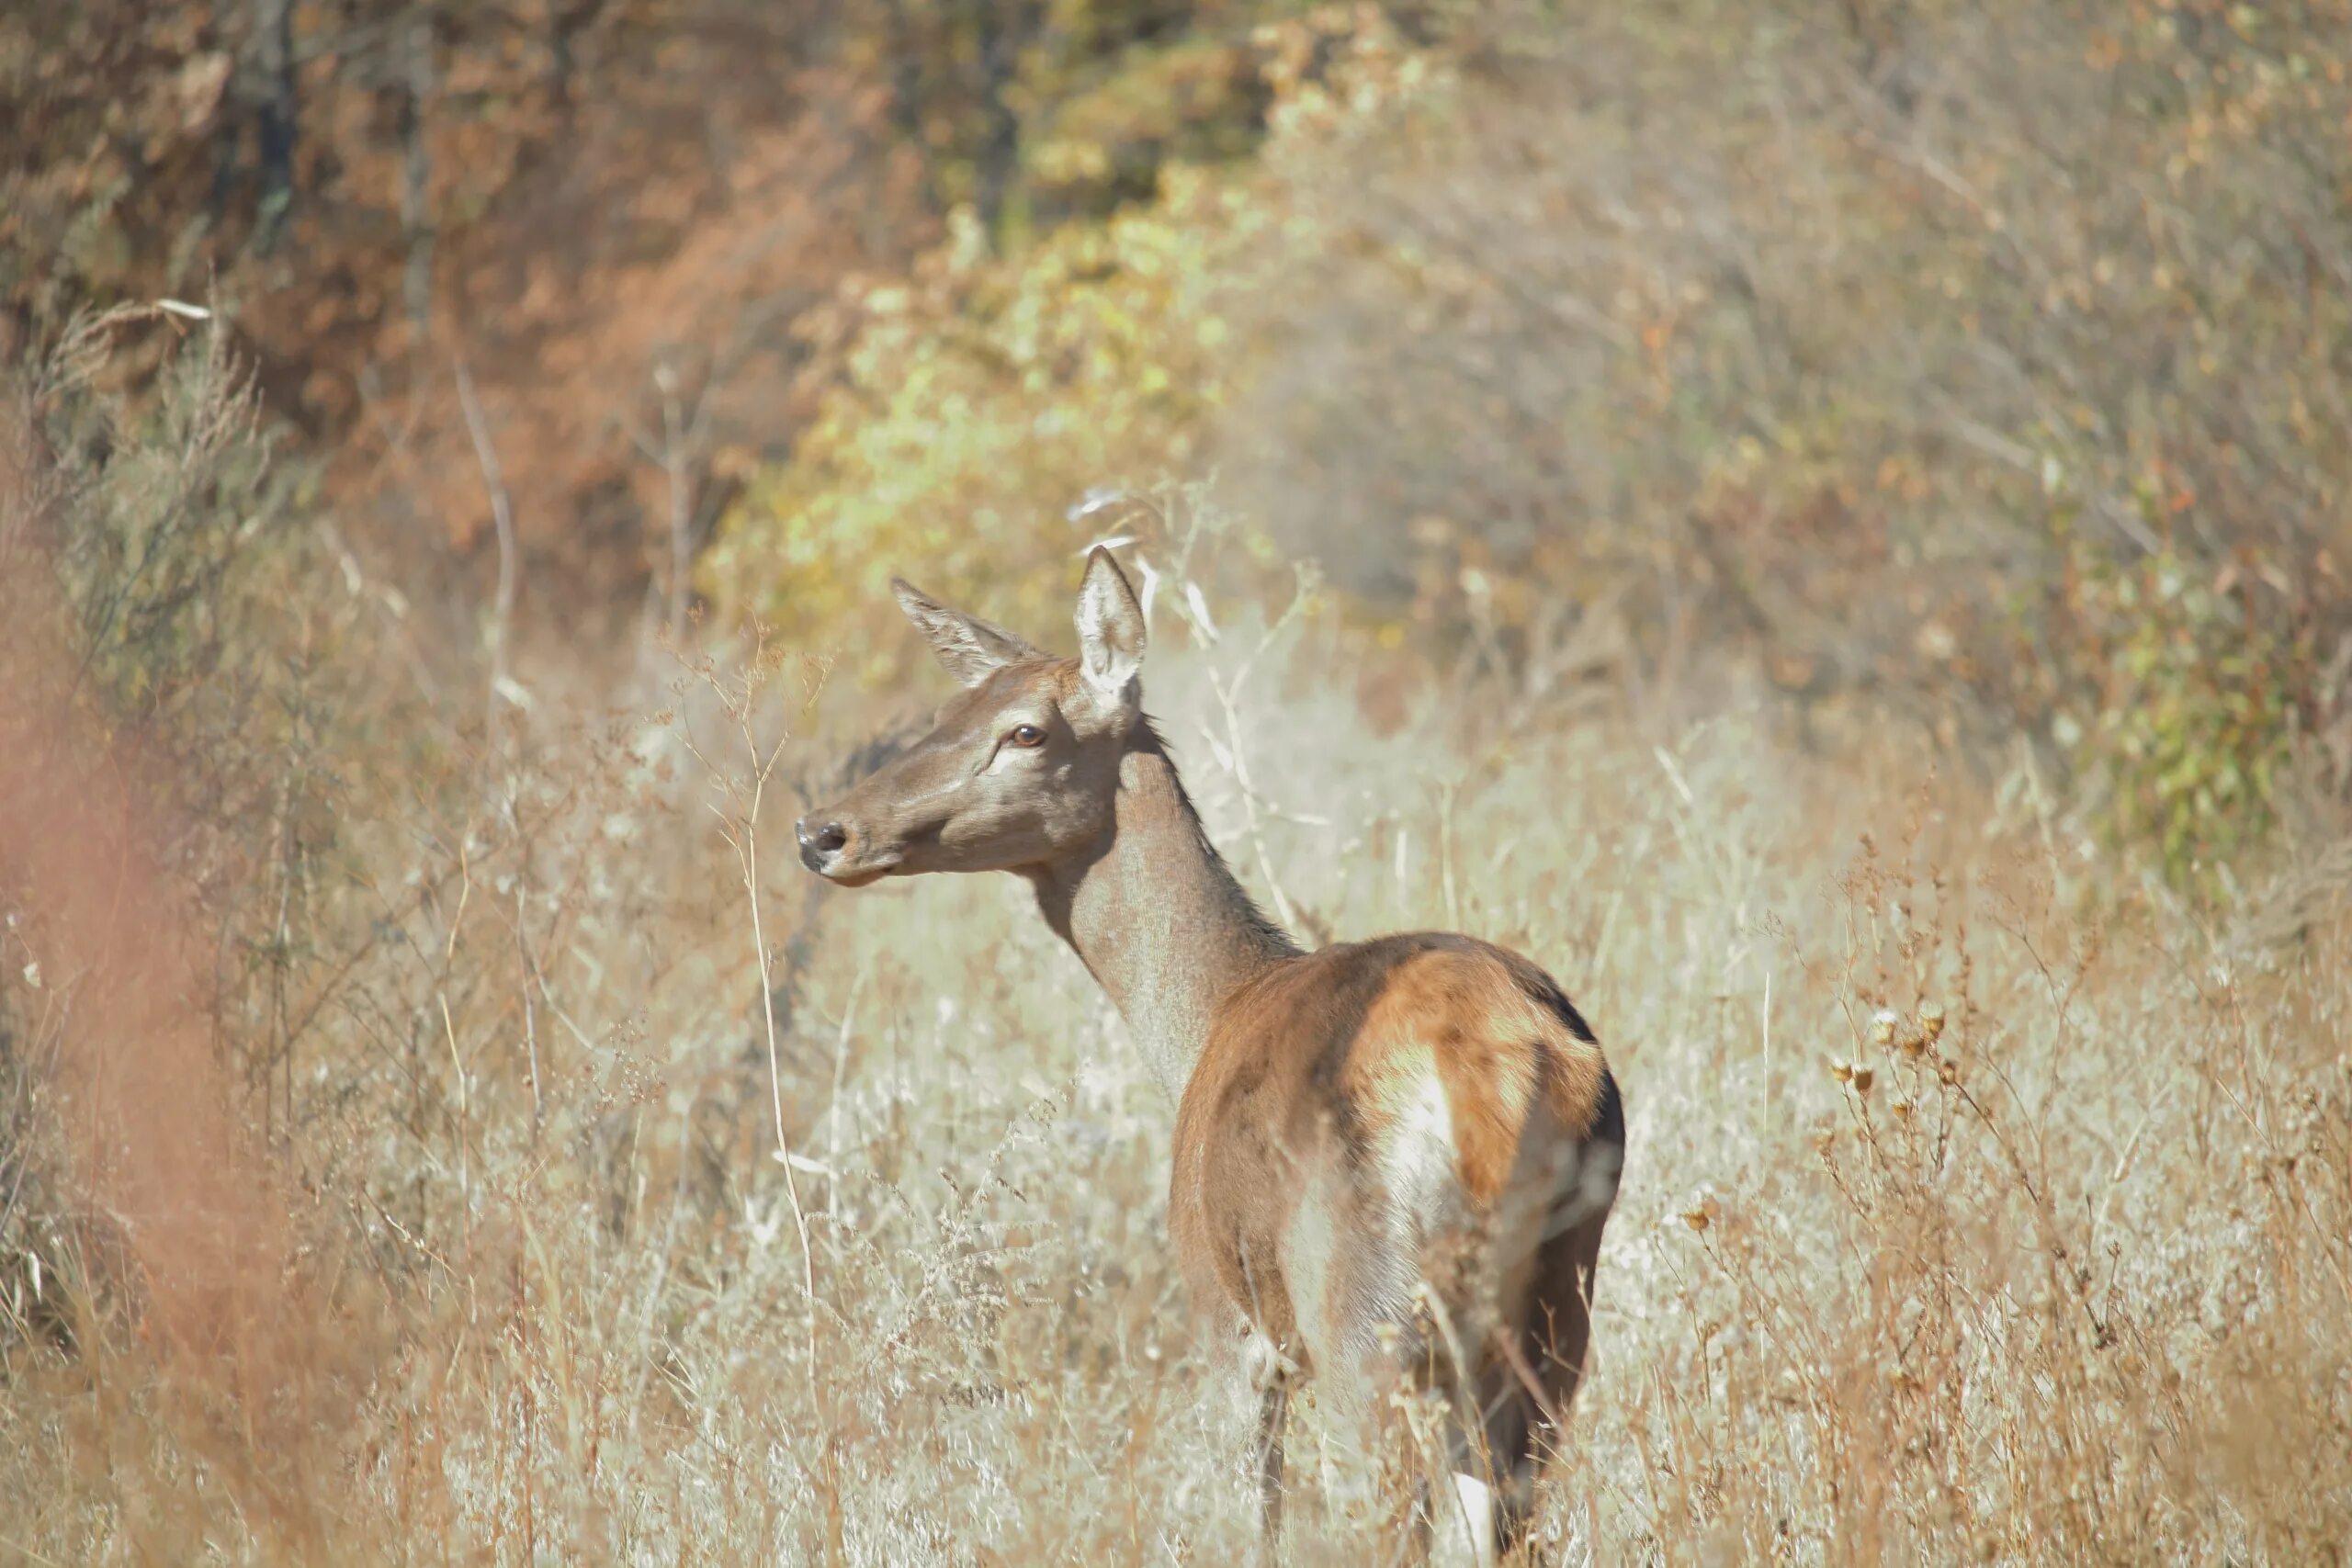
[3,507,2347,1562]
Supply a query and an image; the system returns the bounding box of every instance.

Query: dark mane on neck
[1133,715,1301,957]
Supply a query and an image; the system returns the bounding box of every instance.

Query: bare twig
[628,359,710,643]
[454,361,522,767]
[514,884,542,1134]
[675,626,823,1397]
[1199,565,1318,935]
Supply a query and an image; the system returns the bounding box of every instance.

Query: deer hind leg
[1282,1292,1444,1562]
[1282,1175,1494,1561]
[1489,1205,1610,1558]
[1380,1375,1503,1568]
[1441,1461,1500,1568]
[1416,1280,1508,1568]
[1351,1382,1437,1565]
[1223,1313,1299,1559]
[1286,1323,1508,1566]
[1320,1280,1502,1568]
[1476,1370,1537,1563]
[1250,1356,1291,1555]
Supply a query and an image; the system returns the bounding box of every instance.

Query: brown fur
[1172,936,1617,1389]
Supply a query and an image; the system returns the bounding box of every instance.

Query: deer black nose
[796,818,848,872]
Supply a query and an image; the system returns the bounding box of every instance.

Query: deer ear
[1073,547,1145,711]
[892,579,1042,686]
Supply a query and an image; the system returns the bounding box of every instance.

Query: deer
[795,547,1625,1562]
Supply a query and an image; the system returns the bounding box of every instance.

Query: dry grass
[2,530,2348,1564]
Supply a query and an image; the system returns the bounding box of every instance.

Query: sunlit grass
[3,568,2346,1562]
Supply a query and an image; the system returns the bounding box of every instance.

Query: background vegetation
[3,0,2350,1562]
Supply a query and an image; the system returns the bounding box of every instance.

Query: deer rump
[1170,932,1623,1436]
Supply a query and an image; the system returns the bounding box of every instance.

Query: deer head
[795,547,1148,886]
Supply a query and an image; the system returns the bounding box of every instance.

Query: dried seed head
[1830,1058,1854,1083]
[1938,1057,1961,1085]
[1850,1065,1875,1095]
[1680,1187,1722,1233]
[1871,1009,1899,1045]
[1892,1098,1915,1120]
[1919,1000,1947,1042]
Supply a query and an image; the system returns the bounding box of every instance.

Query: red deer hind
[797,547,1625,1561]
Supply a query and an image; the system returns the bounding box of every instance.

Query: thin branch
[454,361,522,767]
[1201,565,1318,934]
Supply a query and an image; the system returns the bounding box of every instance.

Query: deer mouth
[801,846,900,886]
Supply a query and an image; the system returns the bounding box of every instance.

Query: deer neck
[1027,725,1298,1100]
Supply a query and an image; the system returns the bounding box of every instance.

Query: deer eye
[1008,724,1046,749]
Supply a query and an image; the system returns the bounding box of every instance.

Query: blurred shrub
[854,0,1283,240]
[1218,0,2352,886]
[707,10,1427,677]
[2060,542,2309,897]
[5,309,388,1158]
[1022,33,1269,220]
[42,317,293,713]
[706,178,1266,676]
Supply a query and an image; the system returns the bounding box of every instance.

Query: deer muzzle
[794,811,898,886]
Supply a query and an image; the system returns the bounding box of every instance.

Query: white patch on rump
[1381,1062,1461,1252]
